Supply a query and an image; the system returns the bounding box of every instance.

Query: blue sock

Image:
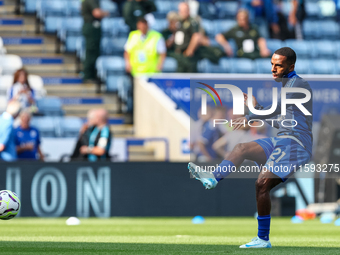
[213,160,235,182]
[257,215,271,241]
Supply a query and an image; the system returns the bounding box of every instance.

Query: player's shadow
[0,241,339,254]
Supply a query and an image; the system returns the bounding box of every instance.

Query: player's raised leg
[188,141,267,189]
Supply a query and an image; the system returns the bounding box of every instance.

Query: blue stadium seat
[201,19,215,37]
[106,74,130,93]
[285,39,312,59]
[231,58,256,73]
[303,20,319,39]
[312,40,338,59]
[102,18,129,37]
[305,2,320,19]
[216,1,239,19]
[154,1,175,18]
[318,20,339,39]
[310,59,337,74]
[57,17,83,52]
[255,58,272,74]
[36,97,64,116]
[266,39,284,54]
[100,0,119,17]
[30,117,56,137]
[60,117,83,137]
[198,58,230,73]
[101,37,127,55]
[68,0,81,16]
[163,57,177,73]
[117,75,132,105]
[24,0,38,14]
[96,56,125,81]
[214,20,237,35]
[294,59,311,74]
[199,2,218,20]
[220,58,233,72]
[150,19,168,32]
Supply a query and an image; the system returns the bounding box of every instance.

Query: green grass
[0,217,339,254]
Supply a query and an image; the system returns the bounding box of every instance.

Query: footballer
[189,47,313,248]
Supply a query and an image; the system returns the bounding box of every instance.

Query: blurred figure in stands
[197,106,227,162]
[0,101,21,162]
[81,0,109,82]
[124,17,166,76]
[70,109,97,161]
[123,0,157,31]
[215,9,271,60]
[173,2,202,72]
[7,69,36,112]
[80,109,112,161]
[15,110,44,161]
[161,11,180,55]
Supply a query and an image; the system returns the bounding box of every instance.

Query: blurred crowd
[0,69,112,162]
[82,0,304,77]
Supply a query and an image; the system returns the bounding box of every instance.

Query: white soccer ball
[0,190,21,220]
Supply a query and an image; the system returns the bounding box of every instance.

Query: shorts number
[270,148,286,163]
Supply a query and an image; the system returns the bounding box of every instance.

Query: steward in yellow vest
[124,18,166,76]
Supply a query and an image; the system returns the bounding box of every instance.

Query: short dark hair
[137,17,148,25]
[274,47,296,66]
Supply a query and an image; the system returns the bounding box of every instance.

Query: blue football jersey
[15,126,41,159]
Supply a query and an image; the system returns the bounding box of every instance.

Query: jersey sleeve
[97,127,110,149]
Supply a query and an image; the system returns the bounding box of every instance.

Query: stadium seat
[30,117,56,137]
[154,1,175,18]
[24,0,38,14]
[303,20,319,39]
[305,2,320,19]
[102,18,129,37]
[106,74,131,93]
[266,39,284,54]
[255,58,272,74]
[57,17,83,52]
[0,74,14,93]
[198,58,229,73]
[103,37,126,55]
[116,75,132,104]
[231,58,256,73]
[36,97,64,116]
[216,1,239,19]
[67,0,81,16]
[150,19,168,32]
[28,75,46,98]
[0,55,23,75]
[162,57,178,73]
[294,59,311,74]
[199,2,218,20]
[310,59,337,74]
[96,56,126,81]
[201,19,215,37]
[318,20,339,39]
[60,117,83,137]
[214,20,236,35]
[100,0,119,17]
[312,40,338,59]
[285,40,312,59]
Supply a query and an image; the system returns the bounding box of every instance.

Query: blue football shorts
[253,136,311,182]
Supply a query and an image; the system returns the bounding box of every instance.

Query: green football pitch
[0,217,339,254]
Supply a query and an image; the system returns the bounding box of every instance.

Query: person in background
[161,11,180,55]
[123,0,157,31]
[15,110,44,161]
[70,109,97,161]
[0,101,21,162]
[7,69,36,111]
[173,2,202,72]
[124,17,166,76]
[215,9,271,60]
[197,106,227,162]
[80,109,112,161]
[81,0,109,82]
